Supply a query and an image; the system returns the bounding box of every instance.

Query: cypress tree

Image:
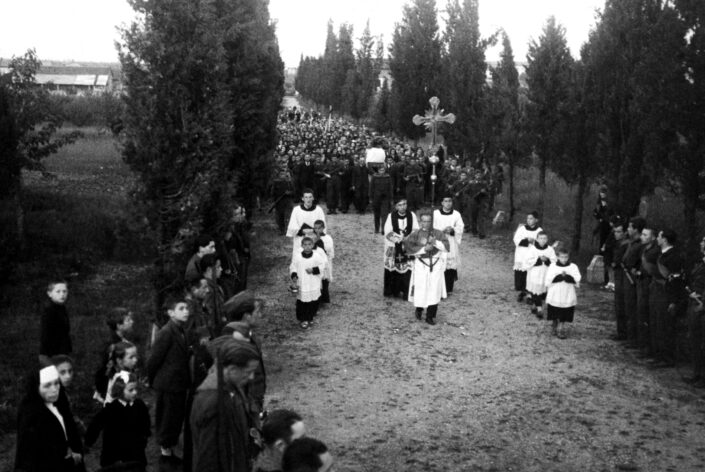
[389,0,442,140]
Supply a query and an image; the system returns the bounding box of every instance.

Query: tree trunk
[682,166,701,273]
[571,172,588,253]
[509,159,516,221]
[13,174,25,253]
[538,154,546,217]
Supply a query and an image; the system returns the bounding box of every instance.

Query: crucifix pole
[412,96,455,207]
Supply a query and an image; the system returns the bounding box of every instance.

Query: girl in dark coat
[85,372,151,471]
[15,365,84,472]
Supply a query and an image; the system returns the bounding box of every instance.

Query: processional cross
[412,96,456,206]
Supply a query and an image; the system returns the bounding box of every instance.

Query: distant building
[284,66,297,96]
[0,59,123,95]
[378,58,392,90]
[485,60,528,88]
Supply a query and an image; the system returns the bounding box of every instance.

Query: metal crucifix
[412,96,456,206]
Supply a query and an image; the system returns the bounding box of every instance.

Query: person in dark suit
[84,372,150,471]
[146,296,191,465]
[190,337,261,472]
[656,229,687,368]
[15,364,84,472]
[297,154,317,197]
[351,156,370,214]
[339,158,353,213]
[40,281,73,358]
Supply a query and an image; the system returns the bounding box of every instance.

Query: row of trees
[296,0,705,257]
[0,51,82,253]
[521,0,704,255]
[1,0,284,297]
[118,0,283,301]
[295,20,385,122]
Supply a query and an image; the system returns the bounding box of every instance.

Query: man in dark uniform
[685,236,705,387]
[352,156,369,214]
[403,156,425,212]
[621,217,645,345]
[370,165,393,234]
[386,156,401,199]
[314,153,327,202]
[640,227,664,362]
[339,158,353,213]
[451,171,471,228]
[656,229,686,368]
[271,158,295,236]
[468,170,490,239]
[297,154,316,197]
[611,219,630,341]
[321,154,342,214]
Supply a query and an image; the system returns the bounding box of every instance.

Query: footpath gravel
[250,209,705,472]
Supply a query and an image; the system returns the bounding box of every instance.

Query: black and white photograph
[1,0,705,471]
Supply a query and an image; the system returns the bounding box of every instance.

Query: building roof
[34,73,111,87]
[0,59,121,87]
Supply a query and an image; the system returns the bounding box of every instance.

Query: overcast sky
[0,0,604,67]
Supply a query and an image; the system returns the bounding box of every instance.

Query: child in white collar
[85,372,151,470]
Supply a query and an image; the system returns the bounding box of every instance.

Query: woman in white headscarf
[15,364,85,472]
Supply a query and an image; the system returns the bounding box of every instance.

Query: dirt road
[250,209,705,472]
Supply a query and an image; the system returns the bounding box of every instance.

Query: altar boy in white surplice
[433,194,465,295]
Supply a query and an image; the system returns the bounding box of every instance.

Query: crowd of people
[270,107,504,239]
[510,195,705,383]
[591,205,705,387]
[17,202,335,471]
[275,106,511,329]
[15,105,705,472]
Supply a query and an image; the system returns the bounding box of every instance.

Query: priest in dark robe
[383,198,419,299]
[405,210,450,325]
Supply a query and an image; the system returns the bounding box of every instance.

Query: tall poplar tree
[119,0,282,303]
[355,21,382,120]
[321,20,338,108]
[335,24,356,111]
[582,0,684,216]
[669,0,704,257]
[389,0,442,139]
[490,32,529,220]
[525,16,573,216]
[220,0,284,217]
[442,0,492,157]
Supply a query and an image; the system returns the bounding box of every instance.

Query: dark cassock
[383,200,419,299]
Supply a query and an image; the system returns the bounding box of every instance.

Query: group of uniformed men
[610,216,705,386]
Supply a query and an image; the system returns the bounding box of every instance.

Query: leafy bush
[48,94,124,130]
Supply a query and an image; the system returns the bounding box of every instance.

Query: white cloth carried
[319,234,334,281]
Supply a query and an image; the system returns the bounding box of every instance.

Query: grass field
[0,128,152,451]
[0,126,700,469]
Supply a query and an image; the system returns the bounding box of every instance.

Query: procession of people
[279,106,705,386]
[278,106,504,329]
[14,105,705,472]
